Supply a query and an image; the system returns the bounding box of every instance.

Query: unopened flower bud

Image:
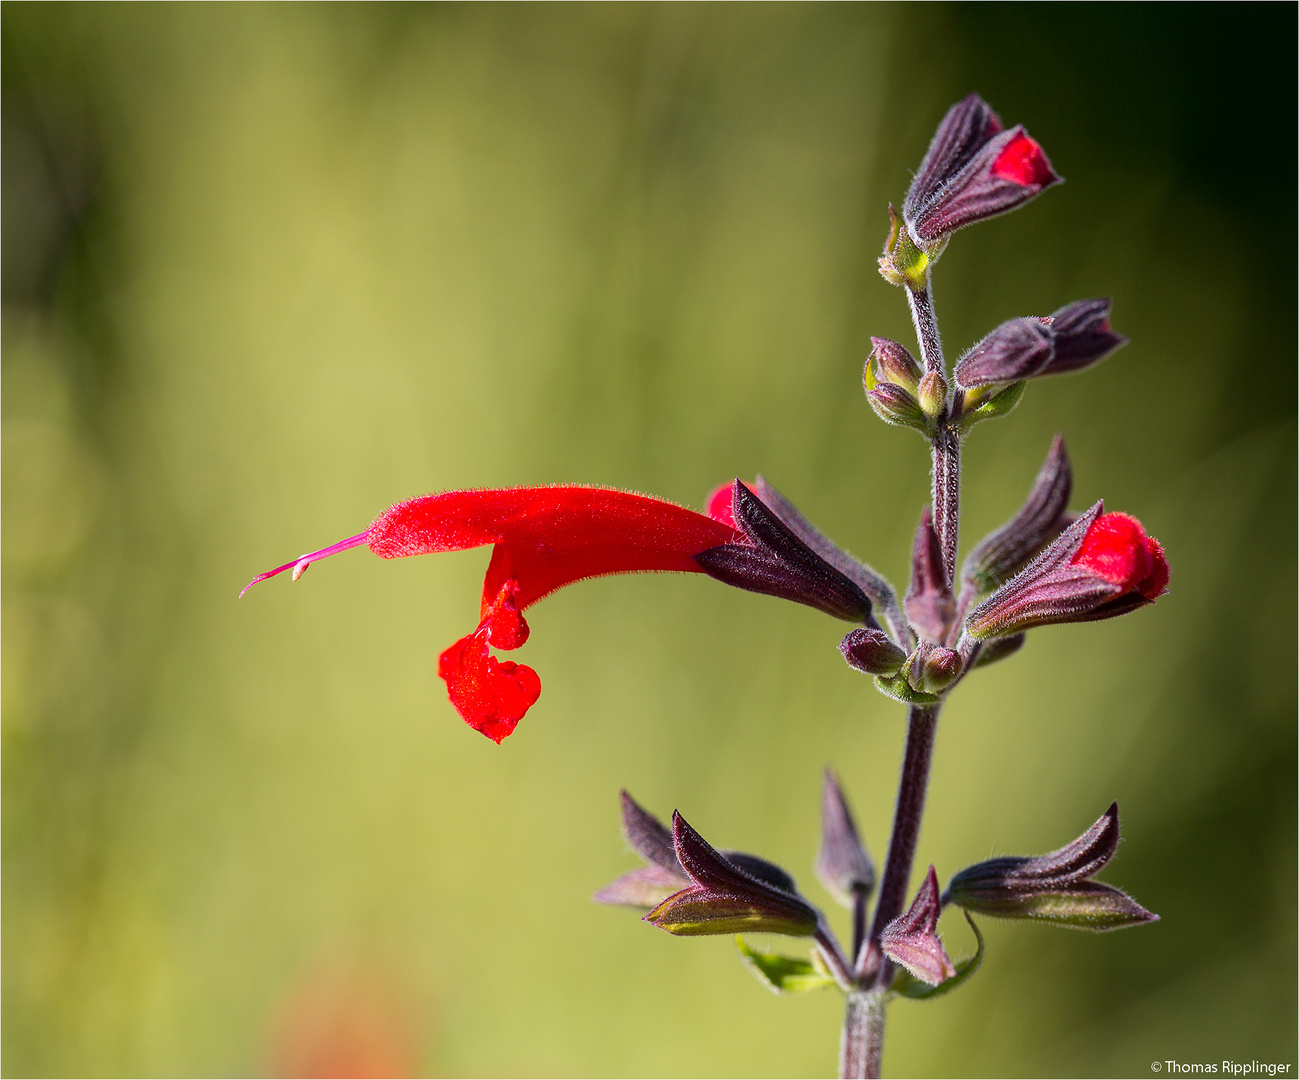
[917,371,948,419]
[905,507,954,642]
[869,337,922,393]
[955,317,1055,389]
[947,803,1158,931]
[919,647,962,694]
[903,94,1061,249]
[963,435,1073,594]
[839,627,907,676]
[965,503,1169,640]
[866,383,928,433]
[815,769,876,906]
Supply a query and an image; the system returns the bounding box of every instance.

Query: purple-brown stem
[840,989,886,1080]
[906,285,945,376]
[839,704,941,1077]
[907,282,961,585]
[931,425,961,587]
[867,704,941,984]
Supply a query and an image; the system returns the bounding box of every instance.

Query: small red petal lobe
[437,631,541,743]
[992,133,1056,187]
[705,482,737,529]
[483,579,530,649]
[1072,513,1157,591]
[1135,535,1170,600]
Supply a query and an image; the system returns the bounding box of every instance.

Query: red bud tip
[1072,513,1169,599]
[991,133,1057,187]
[705,481,738,529]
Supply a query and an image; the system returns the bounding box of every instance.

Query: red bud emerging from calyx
[964,503,1169,640]
[903,94,1061,249]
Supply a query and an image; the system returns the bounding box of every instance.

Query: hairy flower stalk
[249,91,1168,1080]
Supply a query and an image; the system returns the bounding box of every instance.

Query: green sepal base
[736,936,838,995]
[873,672,941,706]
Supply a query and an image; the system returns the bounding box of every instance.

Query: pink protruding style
[238,531,370,598]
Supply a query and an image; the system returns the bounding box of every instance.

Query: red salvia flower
[245,481,884,742]
[964,503,1169,640]
[244,487,741,743]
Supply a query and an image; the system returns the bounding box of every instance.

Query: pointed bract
[879,867,956,986]
[905,507,955,642]
[619,790,682,873]
[815,769,877,905]
[963,435,1073,593]
[1043,298,1127,376]
[644,812,819,938]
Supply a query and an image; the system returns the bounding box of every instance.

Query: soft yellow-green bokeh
[4,5,1294,1077]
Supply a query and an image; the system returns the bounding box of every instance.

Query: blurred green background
[3,4,1295,1077]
